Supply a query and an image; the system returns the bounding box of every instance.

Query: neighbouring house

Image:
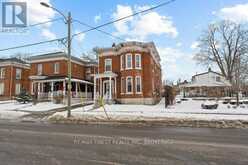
[179,68,232,97]
[93,42,162,105]
[0,58,30,100]
[28,52,97,103]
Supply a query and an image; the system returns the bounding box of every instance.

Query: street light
[40,2,72,118]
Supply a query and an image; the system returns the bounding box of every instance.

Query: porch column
[114,77,117,98]
[51,82,54,100]
[31,82,34,95]
[38,82,41,94]
[85,83,88,100]
[100,78,102,97]
[94,77,97,102]
[63,80,66,96]
[109,76,112,100]
[75,82,78,97]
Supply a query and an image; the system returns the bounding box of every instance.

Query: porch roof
[93,72,118,79]
[30,75,93,85]
[184,81,232,88]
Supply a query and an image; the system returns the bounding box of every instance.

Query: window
[0,68,5,79]
[126,77,133,94]
[121,77,125,94]
[16,69,22,80]
[120,55,125,70]
[54,62,60,74]
[135,54,141,69]
[15,83,21,95]
[105,59,112,72]
[216,76,221,82]
[135,76,142,93]
[126,54,132,69]
[37,64,42,75]
[0,83,4,95]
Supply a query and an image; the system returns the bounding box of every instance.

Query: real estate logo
[1,1,28,34]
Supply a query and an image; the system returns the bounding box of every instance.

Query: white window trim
[0,68,5,79]
[125,53,132,70]
[135,76,142,94]
[54,62,60,74]
[126,76,133,94]
[121,77,125,95]
[104,59,112,72]
[120,55,124,71]
[16,68,22,80]
[37,64,42,75]
[135,54,142,69]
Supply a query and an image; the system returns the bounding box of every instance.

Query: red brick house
[28,52,97,102]
[93,42,162,105]
[0,58,30,100]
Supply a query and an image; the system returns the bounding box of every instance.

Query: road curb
[48,117,248,129]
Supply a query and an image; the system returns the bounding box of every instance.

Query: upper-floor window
[86,68,91,74]
[37,64,42,75]
[0,68,5,79]
[216,76,221,82]
[105,59,112,72]
[135,54,141,69]
[16,68,22,80]
[126,76,133,94]
[54,62,60,74]
[120,55,125,70]
[126,54,132,69]
[135,76,142,93]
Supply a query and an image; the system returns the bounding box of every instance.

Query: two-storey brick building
[28,52,97,102]
[93,42,162,105]
[0,58,30,100]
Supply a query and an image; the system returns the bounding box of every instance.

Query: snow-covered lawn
[52,99,248,121]
[0,101,65,112]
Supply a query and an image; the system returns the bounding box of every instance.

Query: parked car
[201,100,218,109]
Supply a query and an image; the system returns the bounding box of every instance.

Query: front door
[103,80,114,99]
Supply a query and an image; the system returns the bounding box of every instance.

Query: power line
[73,19,126,41]
[28,17,64,27]
[0,37,66,52]
[0,0,176,52]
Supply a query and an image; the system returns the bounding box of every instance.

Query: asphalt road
[0,121,248,165]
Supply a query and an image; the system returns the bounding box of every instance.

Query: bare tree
[194,20,248,82]
[194,21,248,103]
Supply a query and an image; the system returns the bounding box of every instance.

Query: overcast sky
[1,0,248,81]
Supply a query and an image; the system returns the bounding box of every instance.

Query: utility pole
[40,2,72,117]
[67,12,72,118]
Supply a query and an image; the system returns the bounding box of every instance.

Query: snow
[0,110,28,120]
[52,99,248,121]
[0,101,65,112]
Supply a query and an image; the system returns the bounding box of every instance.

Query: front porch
[93,72,117,104]
[30,76,94,104]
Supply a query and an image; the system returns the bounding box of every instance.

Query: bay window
[135,76,142,93]
[126,54,132,69]
[126,76,133,94]
[135,54,141,69]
